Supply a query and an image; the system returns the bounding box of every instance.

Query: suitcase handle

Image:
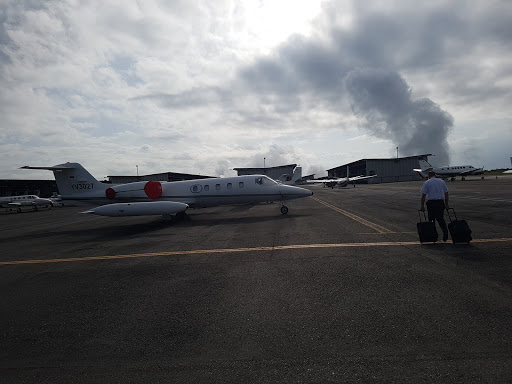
[418,209,428,222]
[446,207,458,223]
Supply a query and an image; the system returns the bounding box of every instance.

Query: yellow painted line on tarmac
[312,196,392,233]
[1,238,512,266]
[360,232,418,235]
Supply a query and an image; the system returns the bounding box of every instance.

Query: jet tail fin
[417,159,433,172]
[21,163,108,197]
[277,167,302,184]
[291,166,302,183]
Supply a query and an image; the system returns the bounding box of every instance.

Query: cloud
[345,68,453,165]
[0,0,511,180]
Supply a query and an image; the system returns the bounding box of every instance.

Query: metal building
[233,164,297,181]
[107,172,214,184]
[0,179,58,198]
[327,154,431,184]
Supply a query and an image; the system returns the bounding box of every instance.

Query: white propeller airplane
[306,166,377,188]
[21,162,313,218]
[413,159,484,181]
[0,195,54,212]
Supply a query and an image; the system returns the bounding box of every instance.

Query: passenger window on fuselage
[204,185,209,191]
[227,183,232,189]
[239,182,244,188]
[216,184,221,191]
[255,177,263,185]
[190,185,202,193]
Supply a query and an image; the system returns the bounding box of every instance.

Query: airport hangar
[234,164,297,180]
[107,171,214,184]
[0,179,58,198]
[327,154,430,184]
[233,155,430,184]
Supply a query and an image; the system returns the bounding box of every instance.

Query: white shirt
[420,177,448,200]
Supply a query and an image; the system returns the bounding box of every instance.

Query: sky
[1,0,511,180]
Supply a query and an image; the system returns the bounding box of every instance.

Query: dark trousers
[426,200,448,236]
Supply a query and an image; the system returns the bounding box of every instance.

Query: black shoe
[443,232,448,242]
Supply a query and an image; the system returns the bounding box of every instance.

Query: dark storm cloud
[345,68,453,165]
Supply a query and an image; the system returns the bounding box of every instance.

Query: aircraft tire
[280,206,288,214]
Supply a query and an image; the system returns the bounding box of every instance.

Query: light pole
[136,165,139,177]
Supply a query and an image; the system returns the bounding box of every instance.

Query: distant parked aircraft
[21,162,313,218]
[0,195,53,212]
[306,166,377,188]
[414,159,484,181]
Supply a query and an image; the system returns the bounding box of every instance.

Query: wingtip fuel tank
[82,201,188,217]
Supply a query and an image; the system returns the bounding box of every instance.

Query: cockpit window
[255,177,263,185]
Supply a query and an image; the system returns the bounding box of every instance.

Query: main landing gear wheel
[280,206,289,215]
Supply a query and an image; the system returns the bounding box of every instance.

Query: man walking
[420,171,449,241]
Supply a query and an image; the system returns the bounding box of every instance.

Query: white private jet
[413,159,484,181]
[0,194,54,212]
[21,162,313,218]
[306,166,377,188]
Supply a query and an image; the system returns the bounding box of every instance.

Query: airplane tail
[417,159,433,171]
[21,163,108,197]
[277,166,302,184]
[291,166,302,183]
[413,159,433,179]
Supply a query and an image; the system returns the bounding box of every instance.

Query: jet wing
[305,178,343,184]
[348,175,377,181]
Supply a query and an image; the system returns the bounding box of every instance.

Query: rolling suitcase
[446,208,472,244]
[417,210,438,243]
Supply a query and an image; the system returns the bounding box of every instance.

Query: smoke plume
[345,69,453,165]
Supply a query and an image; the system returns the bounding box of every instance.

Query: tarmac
[1,176,512,383]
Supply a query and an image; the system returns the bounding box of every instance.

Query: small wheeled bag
[417,210,438,243]
[446,208,472,244]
